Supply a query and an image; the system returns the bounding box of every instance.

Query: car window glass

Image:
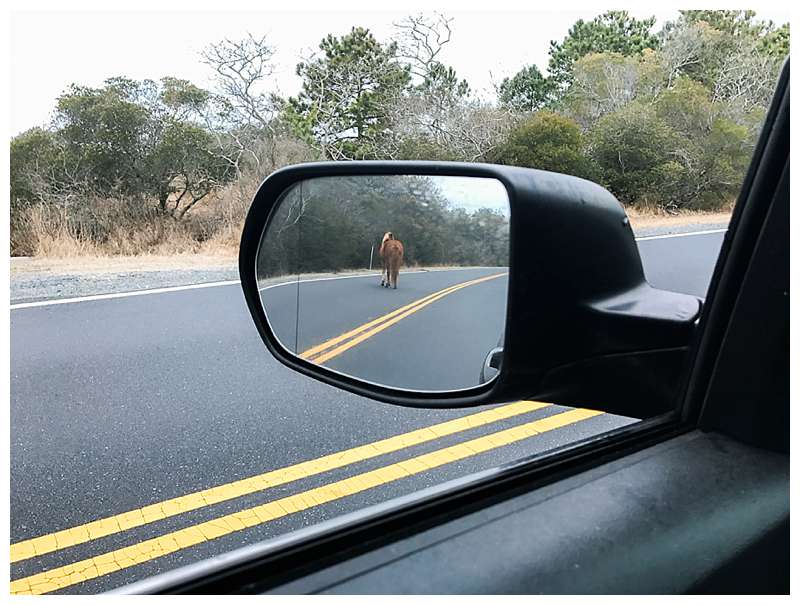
[9,9,788,594]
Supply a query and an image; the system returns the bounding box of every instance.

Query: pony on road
[379,232,404,289]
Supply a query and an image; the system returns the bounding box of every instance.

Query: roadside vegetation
[10,10,788,258]
[257,176,510,277]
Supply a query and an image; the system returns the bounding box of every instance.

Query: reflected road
[261,268,508,390]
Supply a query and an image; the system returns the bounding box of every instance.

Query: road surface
[262,267,508,391]
[9,231,724,594]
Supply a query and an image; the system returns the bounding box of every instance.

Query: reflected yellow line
[299,280,469,360]
[10,399,544,564]
[304,272,507,365]
[11,407,603,595]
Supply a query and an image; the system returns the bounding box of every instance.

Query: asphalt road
[9,231,724,594]
[262,267,508,391]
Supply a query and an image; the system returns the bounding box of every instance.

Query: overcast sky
[9,8,791,136]
[436,176,510,216]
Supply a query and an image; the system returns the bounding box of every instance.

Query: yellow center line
[10,399,546,564]
[11,407,603,595]
[300,272,507,361]
[299,278,475,360]
[307,272,507,365]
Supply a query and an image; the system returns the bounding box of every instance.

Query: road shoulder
[10,220,728,305]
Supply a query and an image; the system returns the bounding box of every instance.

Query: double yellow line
[10,399,541,565]
[11,271,608,595]
[10,400,605,595]
[301,272,507,365]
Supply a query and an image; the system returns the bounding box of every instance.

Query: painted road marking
[9,280,242,310]
[257,266,492,293]
[10,399,548,564]
[298,278,474,359]
[302,273,507,364]
[9,267,490,310]
[635,228,727,241]
[11,407,602,595]
[10,228,727,309]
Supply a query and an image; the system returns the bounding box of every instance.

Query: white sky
[8,7,792,136]
[437,176,509,216]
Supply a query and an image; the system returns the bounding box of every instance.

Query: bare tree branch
[201,33,281,131]
[393,12,454,80]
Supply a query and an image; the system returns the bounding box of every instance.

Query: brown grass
[10,253,236,275]
[10,189,249,260]
[10,178,734,275]
[626,207,732,230]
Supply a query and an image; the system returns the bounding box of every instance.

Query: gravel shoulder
[10,218,729,305]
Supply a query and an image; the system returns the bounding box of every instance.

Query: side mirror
[239,162,701,418]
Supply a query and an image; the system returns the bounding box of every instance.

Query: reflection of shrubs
[257,177,510,278]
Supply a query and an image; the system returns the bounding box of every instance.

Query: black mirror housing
[240,161,701,418]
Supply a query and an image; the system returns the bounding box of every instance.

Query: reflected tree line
[258,176,509,278]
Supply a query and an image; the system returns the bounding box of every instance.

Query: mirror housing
[240,161,701,418]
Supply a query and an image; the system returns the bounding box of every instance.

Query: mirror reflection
[257,175,510,392]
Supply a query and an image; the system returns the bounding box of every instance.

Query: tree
[44,77,234,218]
[393,12,454,82]
[394,98,515,162]
[147,79,236,217]
[759,22,790,58]
[388,13,488,161]
[54,78,154,198]
[565,50,664,127]
[498,65,554,112]
[678,10,765,37]
[712,45,782,116]
[658,12,787,128]
[10,128,70,206]
[659,19,726,89]
[286,27,411,159]
[148,121,233,219]
[491,111,592,179]
[159,77,211,121]
[654,77,751,209]
[588,102,677,205]
[586,76,753,211]
[548,11,659,91]
[201,34,288,177]
[387,60,478,158]
[201,34,282,131]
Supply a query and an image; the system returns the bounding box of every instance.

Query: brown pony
[379,231,404,289]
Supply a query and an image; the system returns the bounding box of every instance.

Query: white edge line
[9,268,500,310]
[260,271,405,291]
[10,279,241,310]
[257,266,495,292]
[10,229,726,310]
[634,228,727,241]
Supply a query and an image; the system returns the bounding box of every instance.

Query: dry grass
[9,182,251,273]
[13,200,205,257]
[10,181,734,274]
[10,189,249,259]
[626,207,732,230]
[10,253,236,275]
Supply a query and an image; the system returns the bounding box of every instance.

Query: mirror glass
[256,174,509,392]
